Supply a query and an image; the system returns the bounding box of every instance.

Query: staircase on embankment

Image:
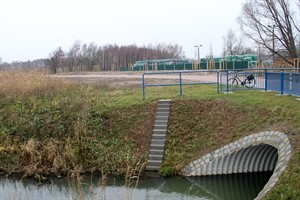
[146,99,171,173]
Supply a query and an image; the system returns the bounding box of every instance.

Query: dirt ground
[51,71,218,88]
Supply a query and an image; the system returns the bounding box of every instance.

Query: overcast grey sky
[0,0,247,62]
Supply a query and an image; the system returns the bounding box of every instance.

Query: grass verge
[0,71,299,199]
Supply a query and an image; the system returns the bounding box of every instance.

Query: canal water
[0,172,272,200]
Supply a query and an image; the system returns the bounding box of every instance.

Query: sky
[0,0,247,63]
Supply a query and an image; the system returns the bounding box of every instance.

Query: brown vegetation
[0,70,71,99]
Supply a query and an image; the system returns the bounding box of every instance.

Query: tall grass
[0,70,72,99]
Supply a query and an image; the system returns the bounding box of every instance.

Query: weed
[160,166,174,177]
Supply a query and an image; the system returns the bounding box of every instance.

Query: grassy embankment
[0,71,299,199]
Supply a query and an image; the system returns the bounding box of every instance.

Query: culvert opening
[186,144,278,200]
[184,144,278,176]
[182,131,291,200]
[223,144,278,174]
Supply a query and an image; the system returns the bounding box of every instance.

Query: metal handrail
[142,70,219,99]
[142,68,300,99]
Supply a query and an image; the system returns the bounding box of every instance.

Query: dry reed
[19,138,77,177]
[0,70,71,99]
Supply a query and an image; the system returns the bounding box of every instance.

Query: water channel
[0,172,272,200]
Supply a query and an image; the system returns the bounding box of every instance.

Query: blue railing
[219,68,300,96]
[267,70,300,95]
[219,69,265,92]
[142,68,300,99]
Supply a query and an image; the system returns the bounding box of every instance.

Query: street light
[268,25,276,62]
[194,45,203,64]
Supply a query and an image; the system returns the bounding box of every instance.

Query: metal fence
[142,70,219,99]
[219,68,300,96]
[142,69,300,99]
[219,69,265,92]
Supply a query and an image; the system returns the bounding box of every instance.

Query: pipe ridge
[253,145,269,172]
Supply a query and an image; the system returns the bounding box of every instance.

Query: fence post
[289,73,293,92]
[179,72,182,96]
[217,70,220,94]
[226,70,229,93]
[264,68,268,91]
[280,69,284,95]
[142,73,145,100]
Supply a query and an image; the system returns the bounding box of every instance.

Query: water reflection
[0,172,272,200]
[187,172,273,200]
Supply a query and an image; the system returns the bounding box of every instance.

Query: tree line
[47,41,185,73]
[0,58,46,71]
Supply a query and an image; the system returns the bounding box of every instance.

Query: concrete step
[152,133,166,140]
[153,129,167,135]
[157,109,170,114]
[146,165,160,171]
[148,154,163,160]
[157,107,170,112]
[150,144,165,150]
[159,99,171,101]
[157,104,170,108]
[149,149,164,155]
[155,120,168,125]
[156,116,168,121]
[158,100,171,104]
[151,139,166,145]
[157,112,169,116]
[147,159,162,166]
[154,124,167,129]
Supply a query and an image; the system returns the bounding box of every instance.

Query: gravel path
[51,71,218,88]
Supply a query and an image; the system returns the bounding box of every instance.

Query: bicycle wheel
[245,78,256,88]
[227,78,238,90]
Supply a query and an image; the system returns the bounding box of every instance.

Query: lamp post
[194,45,203,64]
[268,25,276,62]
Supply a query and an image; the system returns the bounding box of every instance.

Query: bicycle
[227,71,256,89]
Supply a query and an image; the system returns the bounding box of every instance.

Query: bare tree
[47,47,64,73]
[223,29,237,56]
[238,0,300,64]
[83,43,98,71]
[223,29,246,56]
[68,40,81,72]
